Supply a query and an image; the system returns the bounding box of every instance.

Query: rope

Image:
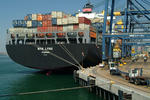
[59,44,83,70]
[34,45,80,69]
[0,85,94,98]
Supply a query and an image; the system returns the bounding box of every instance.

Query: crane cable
[34,45,80,69]
[59,44,83,70]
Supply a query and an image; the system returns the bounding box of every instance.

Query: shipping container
[37,27,46,32]
[47,27,53,32]
[67,32,77,37]
[52,18,57,25]
[27,14,32,20]
[37,14,43,21]
[32,14,37,20]
[62,18,68,25]
[73,17,79,24]
[57,25,63,31]
[68,17,73,24]
[52,26,57,32]
[32,20,38,27]
[63,26,68,32]
[27,21,32,27]
[12,20,27,27]
[57,11,64,18]
[42,20,52,27]
[73,24,79,30]
[67,25,73,31]
[42,15,51,20]
[51,11,57,18]
[57,18,62,25]
[27,21,38,28]
[79,24,90,30]
[38,21,43,27]
[79,17,91,25]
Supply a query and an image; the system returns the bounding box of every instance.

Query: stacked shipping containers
[10,11,97,38]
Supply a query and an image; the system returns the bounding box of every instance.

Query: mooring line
[0,85,94,98]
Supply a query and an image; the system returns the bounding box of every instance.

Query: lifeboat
[46,33,54,38]
[56,33,66,37]
[78,32,84,37]
[36,33,45,38]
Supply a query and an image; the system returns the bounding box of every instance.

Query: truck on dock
[122,68,149,85]
[109,61,120,75]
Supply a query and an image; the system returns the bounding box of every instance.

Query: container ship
[6,2,104,71]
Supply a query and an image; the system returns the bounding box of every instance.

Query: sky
[0,0,107,52]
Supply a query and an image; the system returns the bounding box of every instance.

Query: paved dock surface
[92,58,150,95]
[76,58,150,100]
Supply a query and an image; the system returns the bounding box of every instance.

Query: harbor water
[0,55,103,100]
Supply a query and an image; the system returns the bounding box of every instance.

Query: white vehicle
[109,61,120,75]
[127,68,147,85]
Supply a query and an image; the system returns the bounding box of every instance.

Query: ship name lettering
[37,47,53,51]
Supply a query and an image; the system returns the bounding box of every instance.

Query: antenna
[88,0,91,4]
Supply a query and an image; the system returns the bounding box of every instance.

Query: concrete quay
[74,65,150,100]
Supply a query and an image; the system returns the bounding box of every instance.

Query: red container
[37,27,43,32]
[64,15,67,18]
[42,15,52,20]
[73,24,79,30]
[52,26,57,32]
[42,20,52,27]
[47,27,53,32]
[79,17,91,25]
[57,25,63,31]
[37,27,49,32]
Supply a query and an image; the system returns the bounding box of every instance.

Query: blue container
[27,14,32,20]
[12,20,18,27]
[32,20,38,27]
[12,20,27,27]
[52,18,57,25]
[38,21,43,27]
[22,20,27,27]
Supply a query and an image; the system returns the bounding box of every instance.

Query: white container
[57,11,63,18]
[62,18,68,25]
[51,11,57,18]
[63,26,68,32]
[79,24,85,30]
[79,24,90,30]
[72,17,79,24]
[68,17,73,24]
[67,25,73,31]
[27,21,32,27]
[32,14,37,20]
[57,18,62,25]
